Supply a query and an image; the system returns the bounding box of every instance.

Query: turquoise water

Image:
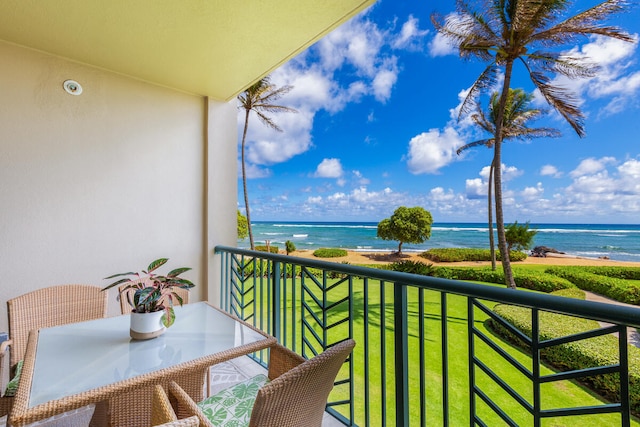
[238,222,640,262]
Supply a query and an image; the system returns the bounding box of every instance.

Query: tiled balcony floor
[209,356,343,426]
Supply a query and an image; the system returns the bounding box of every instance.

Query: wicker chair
[0,285,108,417]
[154,418,199,427]
[168,339,356,427]
[151,385,199,427]
[118,284,190,315]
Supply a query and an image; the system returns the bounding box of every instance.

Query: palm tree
[457,89,561,272]
[238,77,296,249]
[433,0,633,288]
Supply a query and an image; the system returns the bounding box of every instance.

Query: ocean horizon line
[242,221,640,262]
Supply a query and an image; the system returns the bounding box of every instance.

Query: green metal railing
[215,246,640,426]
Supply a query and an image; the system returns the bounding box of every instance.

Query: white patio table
[9,302,275,427]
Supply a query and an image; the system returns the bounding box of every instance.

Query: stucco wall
[0,41,237,330]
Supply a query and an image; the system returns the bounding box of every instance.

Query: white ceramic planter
[130,311,166,340]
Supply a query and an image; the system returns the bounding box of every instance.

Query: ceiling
[0,0,375,101]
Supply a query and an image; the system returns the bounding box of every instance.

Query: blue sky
[237,0,640,224]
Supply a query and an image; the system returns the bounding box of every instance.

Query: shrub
[551,288,586,300]
[490,300,640,413]
[285,240,296,255]
[389,260,436,276]
[431,267,574,292]
[545,267,640,305]
[255,245,279,254]
[578,266,640,280]
[313,248,348,258]
[420,248,526,262]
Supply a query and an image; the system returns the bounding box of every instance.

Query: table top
[10,302,275,425]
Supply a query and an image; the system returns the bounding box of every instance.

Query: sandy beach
[288,250,640,268]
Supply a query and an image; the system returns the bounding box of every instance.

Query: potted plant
[103,258,194,339]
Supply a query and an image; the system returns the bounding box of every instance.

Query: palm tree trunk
[488,160,496,271]
[241,109,255,250]
[493,61,516,289]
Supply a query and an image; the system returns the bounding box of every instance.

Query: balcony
[214,245,640,427]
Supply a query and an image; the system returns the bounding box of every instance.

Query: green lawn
[238,270,639,426]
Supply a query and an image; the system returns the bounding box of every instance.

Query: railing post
[272,261,281,342]
[394,283,409,426]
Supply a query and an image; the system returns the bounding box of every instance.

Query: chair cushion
[197,374,268,426]
[4,361,22,397]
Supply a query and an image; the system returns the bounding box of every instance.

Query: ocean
[238,222,640,263]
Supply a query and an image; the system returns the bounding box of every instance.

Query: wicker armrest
[0,340,11,395]
[151,385,177,426]
[167,382,213,427]
[0,339,14,417]
[266,344,305,380]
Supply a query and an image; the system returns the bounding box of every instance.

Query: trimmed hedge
[313,248,348,258]
[545,267,640,305]
[420,248,527,262]
[551,288,586,300]
[490,297,640,413]
[578,266,640,280]
[389,260,436,276]
[432,267,575,293]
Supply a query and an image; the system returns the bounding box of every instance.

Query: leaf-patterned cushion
[4,360,22,397]
[197,374,268,427]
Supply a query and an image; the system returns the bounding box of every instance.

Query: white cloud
[465,163,520,200]
[391,15,429,50]
[367,111,375,122]
[239,162,271,179]
[465,178,486,199]
[240,12,424,170]
[406,127,464,174]
[521,183,544,201]
[428,32,457,57]
[501,165,523,181]
[540,165,562,177]
[314,158,344,178]
[542,35,640,120]
[372,58,399,102]
[353,170,370,185]
[570,156,616,178]
[296,186,408,219]
[428,13,472,57]
[327,192,347,202]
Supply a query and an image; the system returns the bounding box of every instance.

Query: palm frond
[456,138,495,155]
[471,107,495,134]
[458,64,499,119]
[238,78,297,132]
[528,69,586,137]
[510,126,562,140]
[526,51,599,79]
[532,0,633,45]
[255,110,281,131]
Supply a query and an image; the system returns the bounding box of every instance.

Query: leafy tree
[377,206,433,255]
[237,210,248,240]
[433,0,632,288]
[457,88,560,270]
[238,77,296,249]
[285,240,296,255]
[505,221,538,253]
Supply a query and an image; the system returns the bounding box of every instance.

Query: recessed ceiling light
[63,80,83,95]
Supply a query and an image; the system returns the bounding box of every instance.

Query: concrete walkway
[583,291,640,347]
